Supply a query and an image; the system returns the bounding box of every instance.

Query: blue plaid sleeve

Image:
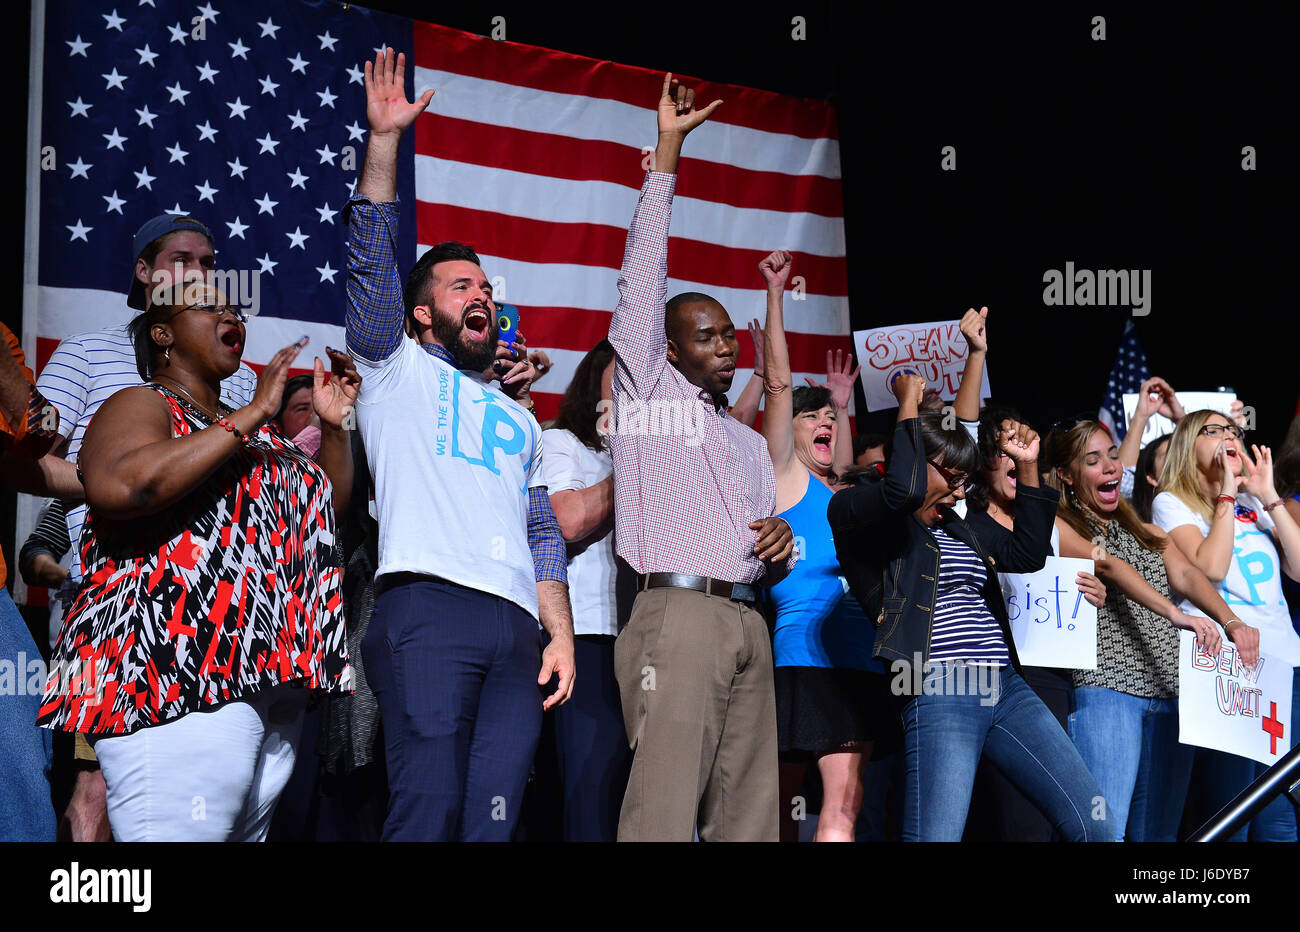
[344,196,406,363]
[527,486,568,585]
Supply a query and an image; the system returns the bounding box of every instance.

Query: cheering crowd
[3,50,1300,843]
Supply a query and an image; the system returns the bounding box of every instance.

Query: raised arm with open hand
[358,47,435,203]
[803,349,860,478]
[1120,376,1180,468]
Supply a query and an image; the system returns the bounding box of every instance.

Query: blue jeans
[548,634,631,842]
[0,588,55,841]
[900,663,1107,841]
[1183,668,1300,842]
[363,578,543,841]
[1068,686,1194,841]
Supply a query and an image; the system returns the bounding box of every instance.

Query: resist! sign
[1001,557,1099,670]
[853,320,991,412]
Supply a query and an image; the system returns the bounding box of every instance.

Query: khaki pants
[614,587,779,841]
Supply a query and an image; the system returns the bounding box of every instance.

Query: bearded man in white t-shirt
[343,48,575,842]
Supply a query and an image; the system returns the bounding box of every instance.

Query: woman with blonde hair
[1043,418,1256,841]
[1152,408,1300,841]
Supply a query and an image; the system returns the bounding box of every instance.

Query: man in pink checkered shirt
[607,74,796,842]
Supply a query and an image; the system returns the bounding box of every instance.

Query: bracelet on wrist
[218,416,249,444]
[1216,494,1236,506]
[1263,499,1286,513]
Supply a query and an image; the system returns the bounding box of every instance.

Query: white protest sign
[854,320,991,413]
[1178,630,1294,765]
[1121,391,1236,450]
[1001,556,1098,670]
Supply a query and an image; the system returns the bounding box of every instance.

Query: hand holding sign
[1121,390,1236,450]
[892,372,926,414]
[1226,620,1260,669]
[1136,376,1183,422]
[1170,608,1222,658]
[1076,570,1106,607]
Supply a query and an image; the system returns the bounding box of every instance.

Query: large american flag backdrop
[22,0,848,591]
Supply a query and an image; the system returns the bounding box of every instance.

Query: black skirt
[774,665,892,759]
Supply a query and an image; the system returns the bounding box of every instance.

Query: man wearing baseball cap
[124,214,221,310]
[34,213,258,840]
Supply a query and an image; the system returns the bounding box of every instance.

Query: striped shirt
[928,525,1011,665]
[35,324,258,579]
[608,172,791,583]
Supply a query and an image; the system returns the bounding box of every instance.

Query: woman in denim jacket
[829,373,1106,842]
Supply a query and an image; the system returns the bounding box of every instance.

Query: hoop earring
[163,346,171,364]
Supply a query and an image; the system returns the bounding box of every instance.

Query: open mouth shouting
[219,323,243,356]
[463,306,492,343]
[812,428,833,460]
[1095,477,1121,506]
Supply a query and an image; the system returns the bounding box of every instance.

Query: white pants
[91,684,307,842]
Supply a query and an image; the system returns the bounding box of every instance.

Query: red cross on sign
[1263,701,1286,755]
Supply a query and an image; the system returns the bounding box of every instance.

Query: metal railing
[1189,740,1300,841]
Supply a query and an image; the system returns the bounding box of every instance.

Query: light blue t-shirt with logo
[1152,490,1300,667]
[352,335,546,619]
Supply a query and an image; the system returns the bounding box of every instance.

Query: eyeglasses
[168,302,248,324]
[928,458,972,491]
[1198,423,1245,441]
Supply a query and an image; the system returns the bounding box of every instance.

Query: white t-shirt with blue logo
[351,335,546,619]
[1152,490,1300,666]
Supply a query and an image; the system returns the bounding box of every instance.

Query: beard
[431,308,498,372]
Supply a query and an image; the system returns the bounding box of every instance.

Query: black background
[321,3,1295,440]
[8,3,1295,436]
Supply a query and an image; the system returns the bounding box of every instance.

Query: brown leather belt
[640,573,758,605]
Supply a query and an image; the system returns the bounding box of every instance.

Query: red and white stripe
[410,22,850,422]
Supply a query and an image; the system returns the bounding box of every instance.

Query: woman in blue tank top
[758,250,882,842]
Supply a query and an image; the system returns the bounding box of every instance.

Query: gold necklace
[155,375,222,422]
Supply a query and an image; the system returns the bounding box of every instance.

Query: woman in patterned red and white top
[38,282,358,842]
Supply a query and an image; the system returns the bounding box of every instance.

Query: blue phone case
[497,304,519,355]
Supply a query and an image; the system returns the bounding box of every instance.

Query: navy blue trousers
[538,633,631,842]
[362,578,542,841]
